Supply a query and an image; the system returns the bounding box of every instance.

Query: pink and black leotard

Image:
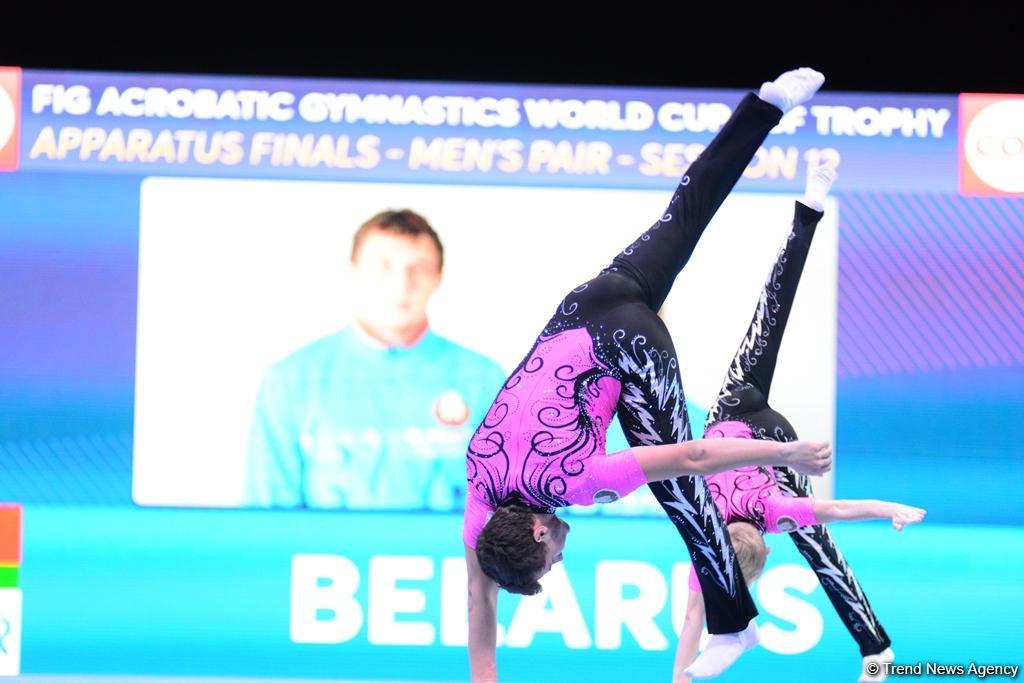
[464,93,785,635]
[696,199,892,656]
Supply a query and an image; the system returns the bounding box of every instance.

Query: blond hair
[727,522,768,584]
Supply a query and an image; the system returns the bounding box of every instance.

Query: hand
[783,440,832,476]
[889,503,926,531]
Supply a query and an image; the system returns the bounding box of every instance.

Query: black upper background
[1,6,1020,94]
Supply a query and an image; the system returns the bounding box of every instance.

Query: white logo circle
[0,85,15,151]
[965,99,1024,193]
[776,515,797,532]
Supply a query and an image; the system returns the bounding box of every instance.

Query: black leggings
[707,200,893,656]
[534,93,782,633]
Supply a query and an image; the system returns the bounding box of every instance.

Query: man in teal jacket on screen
[244,209,506,511]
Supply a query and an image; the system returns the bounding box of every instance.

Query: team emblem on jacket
[434,389,470,426]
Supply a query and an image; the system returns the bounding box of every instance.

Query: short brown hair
[727,522,768,584]
[475,505,546,596]
[351,209,444,269]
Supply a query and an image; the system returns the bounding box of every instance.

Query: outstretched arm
[466,543,499,682]
[813,499,926,530]
[630,437,832,482]
[673,589,706,683]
